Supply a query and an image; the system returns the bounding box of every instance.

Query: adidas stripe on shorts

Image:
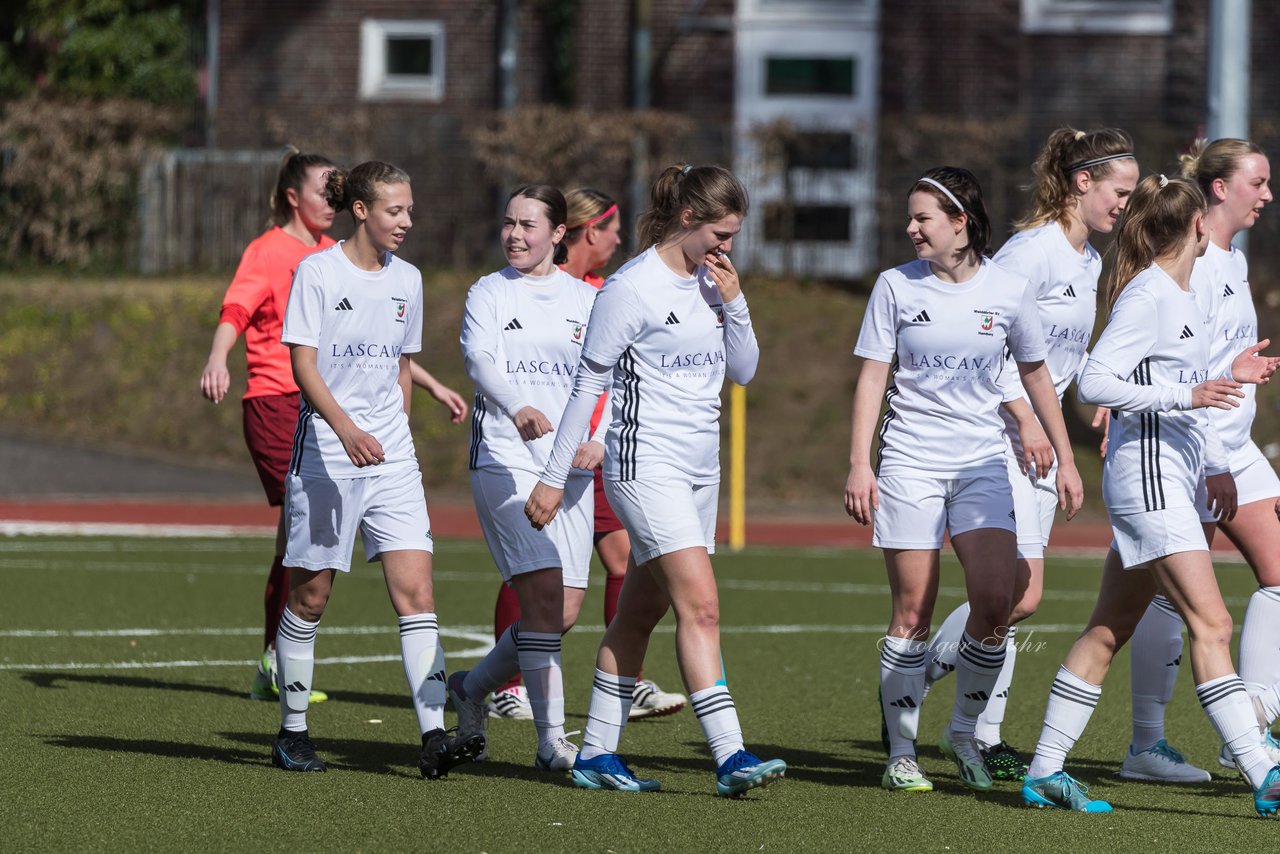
[603,476,718,565]
[283,462,432,572]
[471,467,593,588]
[872,467,1016,550]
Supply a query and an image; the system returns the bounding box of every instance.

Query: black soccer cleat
[272,728,327,772]
[419,727,485,780]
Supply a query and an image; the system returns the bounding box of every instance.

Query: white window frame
[359,19,445,102]
[1021,0,1173,34]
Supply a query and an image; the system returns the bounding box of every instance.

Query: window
[765,57,855,96]
[787,132,857,170]
[360,20,445,102]
[763,204,852,242]
[1021,0,1173,34]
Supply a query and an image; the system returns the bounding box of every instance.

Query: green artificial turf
[2,535,1276,852]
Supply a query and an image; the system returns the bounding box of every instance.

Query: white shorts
[873,468,1016,550]
[1110,505,1208,569]
[1194,442,1280,523]
[283,463,432,572]
[471,468,593,589]
[604,478,718,565]
[1007,455,1059,560]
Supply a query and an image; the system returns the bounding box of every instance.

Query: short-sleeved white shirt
[461,267,599,476]
[282,243,422,480]
[583,247,742,484]
[993,223,1102,401]
[854,258,1046,477]
[1192,242,1257,463]
[1091,265,1213,513]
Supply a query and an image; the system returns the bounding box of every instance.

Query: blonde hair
[636,164,748,249]
[564,187,617,245]
[1179,137,1266,202]
[1104,174,1205,306]
[1014,127,1135,230]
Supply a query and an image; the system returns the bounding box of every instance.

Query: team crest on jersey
[711,303,725,327]
[566,318,585,344]
[392,297,407,323]
[974,309,999,336]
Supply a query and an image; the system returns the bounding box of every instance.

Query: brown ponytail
[1104,175,1205,306]
[1014,127,1135,230]
[635,164,748,249]
[269,146,336,226]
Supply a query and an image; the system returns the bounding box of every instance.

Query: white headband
[1067,152,1136,174]
[916,177,965,215]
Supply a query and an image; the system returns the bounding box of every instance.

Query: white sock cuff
[517,631,562,671]
[880,636,927,671]
[279,608,319,643]
[958,632,1007,671]
[1052,665,1102,702]
[398,612,439,636]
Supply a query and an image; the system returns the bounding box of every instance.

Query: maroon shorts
[593,467,625,536]
[242,392,300,506]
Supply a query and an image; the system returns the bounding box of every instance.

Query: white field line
[0,522,275,538]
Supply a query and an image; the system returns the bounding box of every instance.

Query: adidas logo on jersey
[1063,284,1076,298]
[910,310,931,323]
[334,298,353,311]
[664,312,680,325]
[1178,325,1195,339]
[1224,283,1236,296]
[889,696,917,709]
[504,318,523,331]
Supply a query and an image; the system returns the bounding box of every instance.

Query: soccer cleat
[571,752,661,792]
[251,649,328,704]
[1218,732,1280,769]
[487,685,534,721]
[628,679,687,719]
[980,740,1030,781]
[271,728,327,772]
[939,728,993,791]
[446,671,489,761]
[1022,770,1112,812]
[714,749,787,798]
[534,731,581,771]
[419,727,485,780]
[1119,739,1211,783]
[881,755,933,792]
[1254,765,1280,817]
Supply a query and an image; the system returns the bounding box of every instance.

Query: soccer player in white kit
[920,129,1138,781]
[447,184,601,772]
[1123,138,1280,778]
[846,167,1084,794]
[525,164,787,797]
[1021,174,1280,815]
[271,161,484,778]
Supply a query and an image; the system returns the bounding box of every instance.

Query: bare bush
[0,96,180,268]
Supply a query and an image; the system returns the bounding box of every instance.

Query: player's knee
[1009,589,1041,624]
[678,597,720,632]
[1187,609,1233,648]
[969,594,1013,635]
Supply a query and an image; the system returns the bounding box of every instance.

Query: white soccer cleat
[939,727,993,790]
[628,680,686,720]
[487,685,534,720]
[534,732,581,772]
[1119,739,1211,783]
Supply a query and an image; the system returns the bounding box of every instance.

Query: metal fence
[136,148,279,274]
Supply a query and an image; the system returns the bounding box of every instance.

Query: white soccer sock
[974,626,1017,748]
[1128,594,1183,751]
[950,632,1007,737]
[879,635,927,758]
[1027,666,1101,779]
[517,630,565,746]
[579,669,636,761]
[464,623,520,700]
[691,685,746,768]
[925,602,969,684]
[1198,674,1273,789]
[398,613,445,734]
[276,607,319,733]
[1240,587,1280,726]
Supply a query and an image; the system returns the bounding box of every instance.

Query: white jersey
[584,246,756,484]
[461,266,598,476]
[282,243,422,480]
[1088,266,1213,513]
[1192,242,1257,463]
[993,223,1102,401]
[855,258,1047,477]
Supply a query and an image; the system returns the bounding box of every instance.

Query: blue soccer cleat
[1254,765,1280,817]
[715,749,787,797]
[571,752,661,792]
[1022,770,1112,812]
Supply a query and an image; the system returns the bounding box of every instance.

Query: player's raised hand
[1230,339,1280,385]
[704,250,741,302]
